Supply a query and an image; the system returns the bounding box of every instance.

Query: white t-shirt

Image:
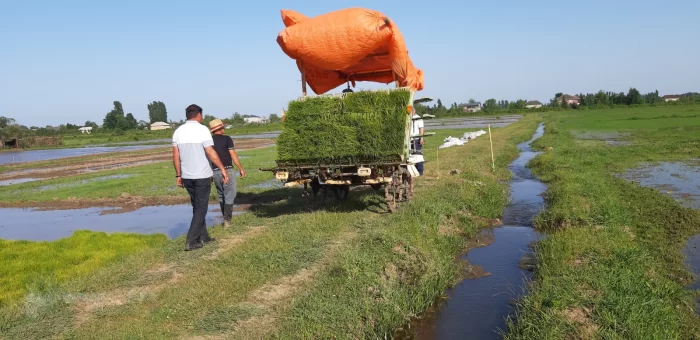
[412,114,424,138]
[172,120,215,179]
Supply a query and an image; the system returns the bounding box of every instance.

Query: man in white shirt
[411,107,425,175]
[172,104,229,251]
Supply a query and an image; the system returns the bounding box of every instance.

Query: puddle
[243,179,284,190]
[685,234,700,314]
[0,145,166,165]
[686,235,700,290]
[621,161,700,209]
[0,178,41,186]
[403,123,545,339]
[0,204,243,241]
[574,131,631,146]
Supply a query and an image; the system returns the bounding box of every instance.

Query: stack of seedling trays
[277,89,411,167]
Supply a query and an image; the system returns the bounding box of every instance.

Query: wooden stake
[436,147,440,180]
[488,124,495,172]
[301,61,307,98]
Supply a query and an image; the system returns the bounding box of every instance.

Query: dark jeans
[183,178,212,245]
[411,140,425,175]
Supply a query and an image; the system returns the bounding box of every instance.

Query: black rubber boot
[224,204,234,227]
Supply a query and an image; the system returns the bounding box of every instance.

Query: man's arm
[205,146,229,184]
[229,149,246,178]
[173,146,183,187]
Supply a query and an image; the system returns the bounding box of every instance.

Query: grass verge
[506,106,700,339]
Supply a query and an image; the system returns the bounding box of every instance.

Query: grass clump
[0,231,166,305]
[277,89,411,164]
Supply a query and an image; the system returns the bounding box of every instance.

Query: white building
[150,121,172,131]
[662,95,680,102]
[243,116,268,124]
[78,127,93,134]
[526,101,543,109]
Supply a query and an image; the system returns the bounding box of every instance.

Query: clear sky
[2,0,699,127]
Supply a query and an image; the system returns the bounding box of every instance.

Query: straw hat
[209,119,224,132]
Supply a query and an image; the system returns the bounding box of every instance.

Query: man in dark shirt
[208,119,246,226]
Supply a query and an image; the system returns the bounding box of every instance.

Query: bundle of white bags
[438,130,487,149]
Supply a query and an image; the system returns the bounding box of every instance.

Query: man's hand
[239,169,246,179]
[420,138,425,145]
[222,170,229,184]
[176,177,183,187]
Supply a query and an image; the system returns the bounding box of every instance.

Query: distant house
[662,95,681,102]
[243,116,268,124]
[150,122,172,131]
[525,101,543,109]
[78,127,93,134]
[461,103,482,113]
[556,95,580,105]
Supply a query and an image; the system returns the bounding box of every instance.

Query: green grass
[0,147,277,203]
[0,117,537,338]
[506,105,700,339]
[0,231,166,305]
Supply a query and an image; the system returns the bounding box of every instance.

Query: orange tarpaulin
[277,8,424,95]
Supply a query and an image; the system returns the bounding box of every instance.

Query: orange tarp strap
[277,8,424,94]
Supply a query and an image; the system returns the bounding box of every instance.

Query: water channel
[405,123,546,339]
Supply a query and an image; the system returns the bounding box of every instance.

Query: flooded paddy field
[0,137,274,166]
[425,115,522,130]
[0,138,273,184]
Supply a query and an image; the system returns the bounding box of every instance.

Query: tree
[468,98,477,104]
[483,99,499,113]
[436,99,445,110]
[125,113,138,130]
[626,88,644,105]
[147,101,168,123]
[202,114,217,127]
[230,113,244,125]
[0,116,16,128]
[103,101,126,130]
[84,121,99,129]
[268,114,281,123]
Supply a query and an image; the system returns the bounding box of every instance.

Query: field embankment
[0,115,539,338]
[506,106,700,339]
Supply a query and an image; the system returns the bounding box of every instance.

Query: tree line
[415,88,700,117]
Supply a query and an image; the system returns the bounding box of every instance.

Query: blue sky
[2,0,699,126]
